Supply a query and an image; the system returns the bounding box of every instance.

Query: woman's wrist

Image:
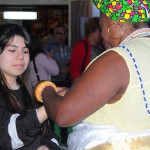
[35,81,57,103]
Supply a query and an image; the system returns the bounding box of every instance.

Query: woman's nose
[17,51,24,60]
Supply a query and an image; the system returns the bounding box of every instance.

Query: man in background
[44,24,72,147]
[45,24,72,88]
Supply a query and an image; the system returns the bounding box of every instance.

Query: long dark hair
[0,23,36,113]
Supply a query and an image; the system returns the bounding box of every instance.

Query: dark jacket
[0,85,60,150]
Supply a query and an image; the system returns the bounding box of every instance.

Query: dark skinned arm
[40,51,129,127]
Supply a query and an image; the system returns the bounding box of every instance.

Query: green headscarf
[93,0,150,22]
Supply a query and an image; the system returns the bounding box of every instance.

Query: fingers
[56,87,69,96]
[37,145,49,150]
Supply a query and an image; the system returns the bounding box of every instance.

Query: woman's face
[0,35,30,80]
[100,13,126,48]
[90,28,102,44]
[99,14,112,48]
[54,27,67,44]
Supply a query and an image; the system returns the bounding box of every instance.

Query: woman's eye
[23,49,29,54]
[8,49,16,52]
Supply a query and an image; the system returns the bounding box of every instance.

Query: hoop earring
[107,22,124,39]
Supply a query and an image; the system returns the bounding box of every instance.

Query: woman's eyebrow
[6,45,27,49]
[5,44,19,48]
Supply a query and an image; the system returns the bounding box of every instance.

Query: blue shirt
[45,41,72,81]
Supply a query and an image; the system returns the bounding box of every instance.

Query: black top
[0,85,60,150]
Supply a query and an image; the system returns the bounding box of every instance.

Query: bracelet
[35,81,57,103]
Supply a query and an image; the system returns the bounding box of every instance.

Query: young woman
[0,23,60,150]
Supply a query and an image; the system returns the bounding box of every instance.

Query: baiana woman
[34,0,150,149]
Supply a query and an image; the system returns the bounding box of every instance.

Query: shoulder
[37,52,46,57]
[34,53,49,63]
[87,50,129,91]
[87,50,127,76]
[45,42,59,52]
[48,41,59,47]
[73,40,86,49]
[93,50,123,64]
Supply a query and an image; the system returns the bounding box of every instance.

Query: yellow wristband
[35,81,57,103]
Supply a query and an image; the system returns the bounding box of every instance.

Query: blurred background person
[28,35,59,87]
[44,24,72,146]
[69,17,106,84]
[43,28,55,50]
[44,24,72,88]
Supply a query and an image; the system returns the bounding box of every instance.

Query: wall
[0,0,98,46]
[0,0,69,5]
[69,0,99,47]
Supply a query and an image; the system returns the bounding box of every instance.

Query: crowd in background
[28,17,106,148]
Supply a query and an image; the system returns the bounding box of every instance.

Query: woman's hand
[56,87,69,96]
[37,145,49,150]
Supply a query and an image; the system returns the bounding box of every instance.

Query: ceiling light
[3,11,37,20]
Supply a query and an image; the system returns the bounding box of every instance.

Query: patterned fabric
[93,0,150,22]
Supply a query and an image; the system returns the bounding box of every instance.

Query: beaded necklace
[118,28,150,115]
[119,28,150,46]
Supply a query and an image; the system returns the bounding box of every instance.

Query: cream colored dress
[67,38,150,150]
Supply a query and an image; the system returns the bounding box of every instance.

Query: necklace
[119,28,150,46]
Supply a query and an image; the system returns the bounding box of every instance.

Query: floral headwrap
[93,0,150,22]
